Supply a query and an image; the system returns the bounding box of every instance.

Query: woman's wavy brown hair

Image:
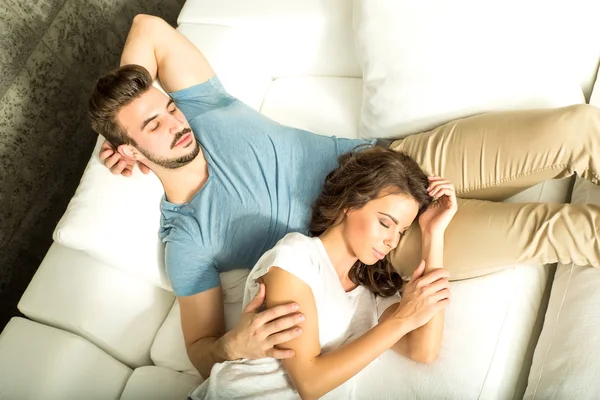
[310,145,433,297]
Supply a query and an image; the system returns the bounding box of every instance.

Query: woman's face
[343,192,419,265]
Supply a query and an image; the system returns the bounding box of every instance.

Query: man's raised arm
[120,14,214,92]
[99,14,215,175]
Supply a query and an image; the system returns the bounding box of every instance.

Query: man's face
[117,86,199,169]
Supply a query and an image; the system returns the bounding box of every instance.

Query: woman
[190,146,457,399]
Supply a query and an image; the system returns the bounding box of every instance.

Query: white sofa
[2,1,600,399]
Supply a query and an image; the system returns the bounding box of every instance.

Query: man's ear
[118,144,143,161]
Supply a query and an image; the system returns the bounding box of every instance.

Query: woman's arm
[382,234,446,364]
[383,176,456,363]
[262,267,410,400]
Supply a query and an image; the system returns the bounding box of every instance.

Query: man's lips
[174,132,192,147]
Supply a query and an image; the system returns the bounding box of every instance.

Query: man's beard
[137,129,200,169]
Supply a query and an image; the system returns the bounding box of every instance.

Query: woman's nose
[384,231,400,249]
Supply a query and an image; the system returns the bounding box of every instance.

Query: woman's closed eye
[379,220,390,229]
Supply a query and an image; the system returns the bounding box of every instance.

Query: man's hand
[99,139,150,176]
[223,283,305,360]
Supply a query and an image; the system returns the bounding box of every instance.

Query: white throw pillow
[353,0,590,139]
[54,135,170,289]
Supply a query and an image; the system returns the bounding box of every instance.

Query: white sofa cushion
[353,0,591,139]
[176,23,272,111]
[260,77,363,139]
[18,243,175,367]
[120,366,203,400]
[178,0,360,79]
[524,177,600,399]
[53,134,170,288]
[358,264,550,400]
[151,263,549,398]
[0,318,132,400]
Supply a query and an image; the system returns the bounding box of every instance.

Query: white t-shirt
[190,233,402,400]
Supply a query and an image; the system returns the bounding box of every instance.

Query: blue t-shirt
[159,77,371,296]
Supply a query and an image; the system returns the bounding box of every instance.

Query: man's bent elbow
[132,14,166,31]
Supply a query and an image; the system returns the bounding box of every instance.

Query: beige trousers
[389,104,600,280]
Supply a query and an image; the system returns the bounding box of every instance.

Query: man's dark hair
[88,64,153,147]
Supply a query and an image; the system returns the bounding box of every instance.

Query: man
[91,14,600,378]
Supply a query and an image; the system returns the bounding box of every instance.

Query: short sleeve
[375,291,402,319]
[164,234,220,297]
[243,234,318,307]
[169,76,235,121]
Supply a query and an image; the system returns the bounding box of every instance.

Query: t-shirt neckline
[313,236,363,296]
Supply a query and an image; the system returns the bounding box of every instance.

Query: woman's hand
[391,260,451,332]
[418,176,457,236]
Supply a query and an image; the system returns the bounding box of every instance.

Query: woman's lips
[373,248,385,260]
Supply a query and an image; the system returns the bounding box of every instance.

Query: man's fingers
[266,347,295,360]
[104,153,122,170]
[266,325,303,348]
[99,148,114,161]
[261,312,305,338]
[256,302,300,326]
[138,162,150,174]
[244,283,266,313]
[100,140,115,152]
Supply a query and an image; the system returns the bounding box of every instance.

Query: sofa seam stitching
[477,268,517,399]
[530,263,574,399]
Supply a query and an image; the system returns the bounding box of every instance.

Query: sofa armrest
[0,318,131,399]
[18,242,175,368]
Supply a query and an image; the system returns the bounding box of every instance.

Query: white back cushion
[178,0,360,79]
[524,263,600,400]
[261,77,363,139]
[353,0,597,139]
[524,172,600,399]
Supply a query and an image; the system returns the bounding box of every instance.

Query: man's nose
[168,115,185,134]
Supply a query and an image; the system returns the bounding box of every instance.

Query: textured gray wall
[0,0,185,329]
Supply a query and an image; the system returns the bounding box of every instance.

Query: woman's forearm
[287,318,409,399]
[403,232,446,363]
